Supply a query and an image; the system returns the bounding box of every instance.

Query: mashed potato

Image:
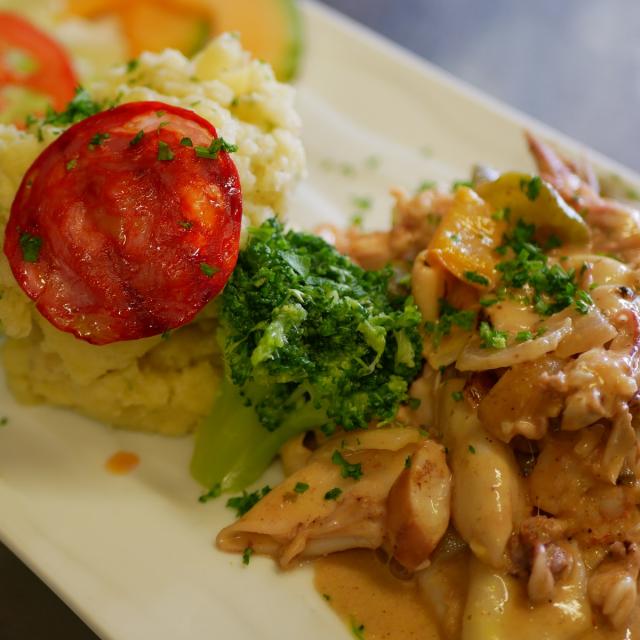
[0,35,305,435]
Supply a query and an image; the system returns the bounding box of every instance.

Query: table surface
[2,1,638,638]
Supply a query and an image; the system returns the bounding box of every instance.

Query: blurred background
[1,0,638,638]
[321,0,640,172]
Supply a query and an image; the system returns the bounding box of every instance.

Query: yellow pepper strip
[427,187,506,291]
[476,172,590,245]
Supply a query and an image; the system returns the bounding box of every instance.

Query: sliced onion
[555,308,617,357]
[456,317,572,371]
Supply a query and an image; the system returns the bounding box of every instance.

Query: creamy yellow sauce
[314,548,640,640]
[314,550,440,640]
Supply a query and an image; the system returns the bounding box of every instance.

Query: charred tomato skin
[4,100,243,345]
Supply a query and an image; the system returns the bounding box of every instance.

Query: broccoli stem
[190,376,325,493]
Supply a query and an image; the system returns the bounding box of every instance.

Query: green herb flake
[180,137,193,147]
[195,137,238,159]
[43,87,103,127]
[89,132,110,148]
[408,397,421,411]
[463,271,489,286]
[424,299,477,348]
[19,233,42,263]
[126,58,139,73]
[515,330,533,343]
[65,158,77,171]
[495,219,590,317]
[242,547,253,565]
[352,195,372,210]
[479,321,508,350]
[157,141,174,161]
[364,155,380,170]
[322,593,332,602]
[200,263,219,278]
[324,487,343,501]
[520,176,543,201]
[294,482,310,494]
[226,485,271,517]
[155,110,166,117]
[404,456,412,469]
[351,619,366,640]
[451,180,473,192]
[198,482,222,503]
[451,391,463,402]
[0,417,8,427]
[468,445,476,454]
[491,208,510,222]
[128,130,144,147]
[178,220,193,230]
[331,450,363,480]
[416,180,437,193]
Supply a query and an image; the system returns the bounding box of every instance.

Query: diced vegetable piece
[427,187,506,290]
[476,172,590,245]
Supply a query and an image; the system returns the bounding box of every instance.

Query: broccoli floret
[191,219,422,492]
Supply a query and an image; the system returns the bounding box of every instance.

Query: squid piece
[588,543,640,629]
[417,532,470,640]
[462,547,591,640]
[411,251,445,323]
[386,439,452,571]
[438,380,530,568]
[218,427,449,568]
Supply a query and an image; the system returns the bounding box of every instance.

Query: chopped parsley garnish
[404,456,412,469]
[479,321,508,350]
[155,110,166,117]
[129,130,145,146]
[515,330,533,342]
[408,397,421,411]
[89,132,110,148]
[351,619,366,640]
[332,450,363,480]
[451,391,463,402]
[351,195,372,210]
[42,87,103,127]
[324,487,343,501]
[0,417,7,427]
[468,445,476,454]
[424,299,477,348]
[65,158,77,171]
[463,271,489,286]
[226,485,271,517]
[178,220,193,230]
[416,179,437,193]
[180,137,193,147]
[491,208,510,222]
[195,137,238,159]
[200,263,219,277]
[242,547,253,565]
[198,483,222,503]
[496,219,592,316]
[19,233,42,263]
[451,180,473,192]
[157,141,174,161]
[126,58,139,73]
[322,593,332,602]
[294,482,310,494]
[520,176,542,201]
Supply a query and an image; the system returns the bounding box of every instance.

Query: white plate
[1,2,639,639]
